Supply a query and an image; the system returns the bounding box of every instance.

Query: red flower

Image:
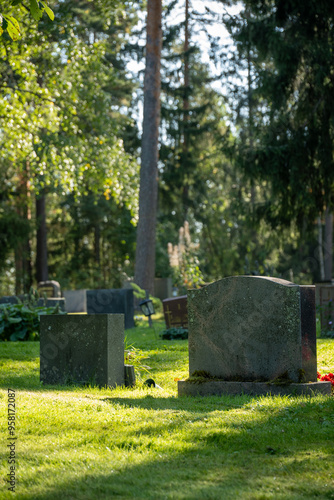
[318,371,334,386]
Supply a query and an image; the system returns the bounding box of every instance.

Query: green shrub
[160,327,188,340]
[0,296,65,342]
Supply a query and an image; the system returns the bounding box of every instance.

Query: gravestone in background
[63,290,87,313]
[37,280,61,298]
[0,294,65,310]
[315,283,334,335]
[154,278,173,301]
[86,289,134,329]
[178,276,331,396]
[0,296,19,305]
[162,295,188,329]
[40,314,125,387]
[37,298,66,311]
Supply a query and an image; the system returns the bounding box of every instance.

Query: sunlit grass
[0,326,333,499]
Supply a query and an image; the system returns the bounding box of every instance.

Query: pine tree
[134,0,162,294]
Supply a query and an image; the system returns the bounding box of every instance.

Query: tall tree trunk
[15,241,33,295]
[246,7,256,211]
[36,193,49,283]
[15,161,33,295]
[182,0,190,222]
[134,0,162,294]
[94,223,101,265]
[324,207,333,281]
[14,247,24,297]
[318,215,325,281]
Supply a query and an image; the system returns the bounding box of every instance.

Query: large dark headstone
[178,276,331,396]
[40,314,125,387]
[86,289,134,329]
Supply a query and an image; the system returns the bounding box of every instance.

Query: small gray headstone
[86,289,134,329]
[154,278,173,300]
[37,298,66,311]
[178,276,331,396]
[63,290,87,313]
[40,314,125,387]
[38,280,61,298]
[0,296,19,305]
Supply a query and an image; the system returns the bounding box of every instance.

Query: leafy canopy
[1,0,54,40]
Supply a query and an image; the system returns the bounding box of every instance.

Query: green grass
[0,320,333,499]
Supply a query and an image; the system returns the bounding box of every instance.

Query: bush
[160,327,188,340]
[0,294,66,342]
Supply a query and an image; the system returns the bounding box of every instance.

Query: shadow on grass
[0,342,187,392]
[2,342,334,498]
[16,396,334,500]
[15,452,273,500]
[102,394,253,412]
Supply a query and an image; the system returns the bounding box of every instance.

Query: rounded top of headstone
[188,275,300,298]
[238,276,297,286]
[189,276,298,294]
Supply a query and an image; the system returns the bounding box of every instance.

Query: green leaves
[29,0,43,21]
[40,1,54,21]
[29,0,54,22]
[0,0,54,40]
[0,302,65,342]
[2,15,21,40]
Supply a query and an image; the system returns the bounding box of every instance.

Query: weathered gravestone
[37,298,66,311]
[86,289,134,329]
[0,296,20,305]
[37,280,61,298]
[178,276,331,396]
[163,295,188,329]
[63,290,87,313]
[154,278,173,301]
[40,314,125,387]
[0,294,65,310]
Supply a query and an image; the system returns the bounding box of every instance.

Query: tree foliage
[0,0,332,293]
[227,0,334,227]
[0,0,141,293]
[0,0,54,40]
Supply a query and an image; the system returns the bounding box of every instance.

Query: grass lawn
[0,318,333,499]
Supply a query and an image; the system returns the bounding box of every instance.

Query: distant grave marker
[63,290,87,313]
[315,283,334,335]
[154,278,173,300]
[86,289,134,330]
[0,296,19,305]
[37,280,61,298]
[37,298,66,311]
[162,295,188,329]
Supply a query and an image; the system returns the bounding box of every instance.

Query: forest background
[0,0,333,297]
